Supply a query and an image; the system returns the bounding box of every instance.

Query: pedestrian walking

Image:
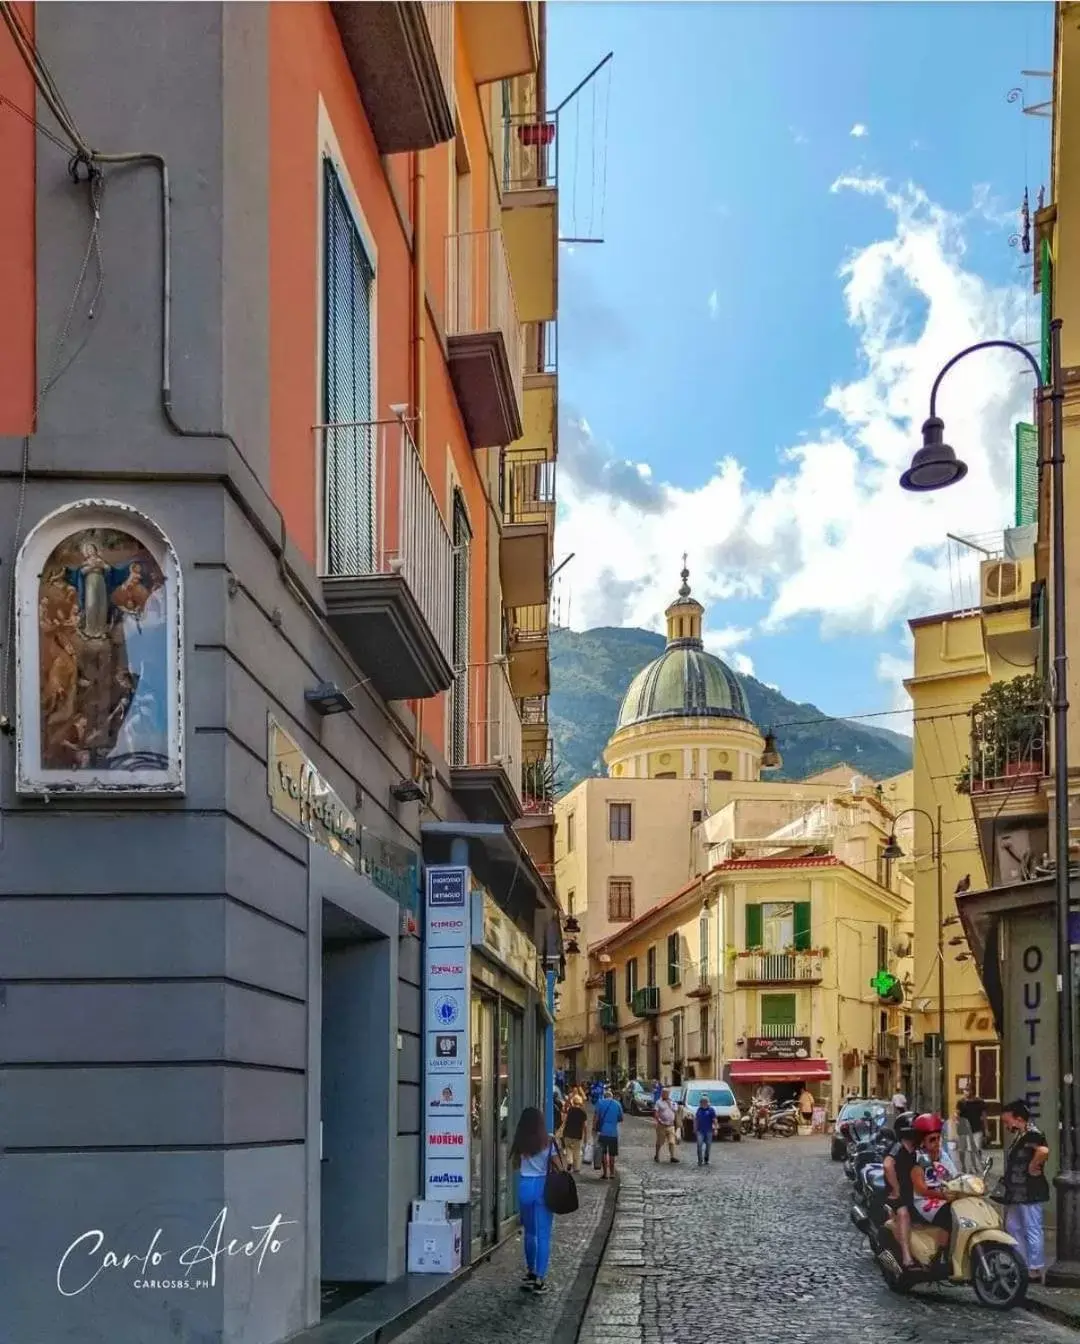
[891,1088,908,1112]
[560,1090,588,1171]
[653,1088,680,1163]
[944,1100,978,1174]
[510,1106,559,1294]
[593,1085,624,1180]
[957,1089,987,1152]
[694,1093,717,1166]
[1000,1098,1050,1283]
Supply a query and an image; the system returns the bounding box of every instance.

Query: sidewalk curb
[1024,1293,1080,1332]
[551,1177,619,1344]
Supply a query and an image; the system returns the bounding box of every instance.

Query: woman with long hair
[510,1106,557,1293]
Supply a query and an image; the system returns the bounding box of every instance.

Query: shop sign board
[746,1036,812,1061]
[424,865,471,1199]
[267,716,358,868]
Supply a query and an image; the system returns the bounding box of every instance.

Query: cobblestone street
[579,1118,1078,1344]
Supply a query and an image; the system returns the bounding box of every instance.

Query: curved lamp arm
[928,339,1044,419]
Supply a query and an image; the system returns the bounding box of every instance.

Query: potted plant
[522,755,554,813]
[956,673,1045,794]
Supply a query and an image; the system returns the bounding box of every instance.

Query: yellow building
[904,528,1041,1135]
[554,567,915,1109]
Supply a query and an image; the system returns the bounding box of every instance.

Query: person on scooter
[912,1116,961,1255]
[883,1112,920,1268]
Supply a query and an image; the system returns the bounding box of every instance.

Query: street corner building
[0,3,563,1342]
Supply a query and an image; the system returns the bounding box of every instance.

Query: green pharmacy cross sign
[870,970,904,1004]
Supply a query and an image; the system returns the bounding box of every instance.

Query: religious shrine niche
[16,501,184,794]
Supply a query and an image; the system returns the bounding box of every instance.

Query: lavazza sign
[423,866,472,1200]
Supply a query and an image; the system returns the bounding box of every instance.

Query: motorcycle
[855,1168,1027,1310]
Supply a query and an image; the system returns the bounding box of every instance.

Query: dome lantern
[665,553,705,646]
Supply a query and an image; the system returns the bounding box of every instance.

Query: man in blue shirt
[695,1094,717,1167]
[593,1086,624,1180]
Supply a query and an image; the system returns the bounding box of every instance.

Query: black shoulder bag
[544,1141,579,1215]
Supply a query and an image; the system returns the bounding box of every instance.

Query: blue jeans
[518,1174,554,1279]
[696,1132,712,1164]
[1005,1202,1046,1272]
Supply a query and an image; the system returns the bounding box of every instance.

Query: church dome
[614,563,753,731]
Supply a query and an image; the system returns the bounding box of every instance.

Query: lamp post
[883,806,945,1112]
[901,320,1079,1275]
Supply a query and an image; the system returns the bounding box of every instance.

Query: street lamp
[901,321,1078,1276]
[882,806,945,1113]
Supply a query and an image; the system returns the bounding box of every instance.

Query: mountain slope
[549,625,912,790]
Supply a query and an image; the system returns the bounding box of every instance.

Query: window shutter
[323,159,375,578]
[793,902,812,951]
[761,993,797,1027]
[877,925,889,969]
[745,903,763,949]
[667,933,679,985]
[646,946,657,988]
[604,969,616,1005]
[624,961,633,1005]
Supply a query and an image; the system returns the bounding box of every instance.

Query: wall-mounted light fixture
[305,681,354,716]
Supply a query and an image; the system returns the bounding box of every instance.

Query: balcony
[501,451,554,609]
[331,3,454,154]
[742,1022,811,1042]
[632,986,660,1018]
[319,418,454,700]
[686,1031,711,1061]
[734,952,824,986]
[449,661,523,825]
[518,693,548,758]
[875,1032,901,1060]
[598,1002,618,1032]
[445,229,524,449]
[683,967,713,999]
[501,113,558,325]
[515,741,554,876]
[506,603,550,698]
[460,0,538,84]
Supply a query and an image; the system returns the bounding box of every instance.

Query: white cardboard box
[407,1218,462,1275]
[411,1199,447,1224]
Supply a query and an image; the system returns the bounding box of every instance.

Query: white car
[680,1080,742,1142]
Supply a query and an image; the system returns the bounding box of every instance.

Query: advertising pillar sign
[424,866,471,1201]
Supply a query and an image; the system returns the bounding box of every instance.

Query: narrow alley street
[578,1118,1076,1344]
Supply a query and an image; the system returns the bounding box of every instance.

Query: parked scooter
[855,1168,1026,1310]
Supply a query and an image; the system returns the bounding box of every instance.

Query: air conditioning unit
[981,558,1021,607]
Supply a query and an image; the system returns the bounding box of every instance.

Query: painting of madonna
[38,527,169,772]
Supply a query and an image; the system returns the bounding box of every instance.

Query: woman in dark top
[1001,1099,1050,1282]
[560,1090,588,1172]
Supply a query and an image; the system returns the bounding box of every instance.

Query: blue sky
[546,1,1052,731]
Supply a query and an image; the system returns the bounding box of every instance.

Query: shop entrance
[319,900,393,1311]
[470,990,525,1255]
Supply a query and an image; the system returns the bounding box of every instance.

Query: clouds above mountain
[555,175,1032,652]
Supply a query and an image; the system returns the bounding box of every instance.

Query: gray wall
[0,6,448,1341]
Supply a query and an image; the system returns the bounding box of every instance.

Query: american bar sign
[424,866,472,1200]
[746,1036,812,1061]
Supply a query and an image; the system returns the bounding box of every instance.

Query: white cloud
[556,174,1033,658]
[875,652,914,738]
[790,126,809,146]
[850,123,869,138]
[707,290,720,319]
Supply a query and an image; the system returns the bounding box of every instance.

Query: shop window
[608,801,632,841]
[16,500,184,795]
[608,877,633,922]
[624,957,639,1004]
[745,902,811,951]
[646,945,657,988]
[667,932,681,986]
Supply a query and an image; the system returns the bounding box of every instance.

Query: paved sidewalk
[390,1167,615,1344]
[1028,1282,1080,1330]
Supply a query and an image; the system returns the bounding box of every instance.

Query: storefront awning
[728,1059,831,1084]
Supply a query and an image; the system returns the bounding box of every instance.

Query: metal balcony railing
[524,320,557,377]
[521,739,554,816]
[875,1032,901,1060]
[518,694,548,727]
[686,1031,710,1060]
[598,1002,618,1032]
[504,452,556,527]
[445,228,524,410]
[503,111,557,192]
[506,602,549,646]
[318,417,454,666]
[420,2,455,117]
[632,986,660,1018]
[742,1023,811,1041]
[683,966,712,998]
[449,661,523,802]
[734,952,824,984]
[967,702,1048,794]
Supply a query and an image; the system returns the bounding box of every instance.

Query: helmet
[913,1112,943,1136]
[894,1110,916,1138]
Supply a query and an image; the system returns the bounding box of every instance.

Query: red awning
[728,1059,831,1084]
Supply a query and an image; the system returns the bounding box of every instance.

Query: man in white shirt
[892,1089,908,1112]
[654,1088,679,1163]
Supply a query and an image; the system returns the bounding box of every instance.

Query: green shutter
[1015,422,1038,527]
[1041,239,1053,383]
[604,969,616,1005]
[760,993,797,1027]
[793,902,812,951]
[667,933,679,985]
[745,903,763,949]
